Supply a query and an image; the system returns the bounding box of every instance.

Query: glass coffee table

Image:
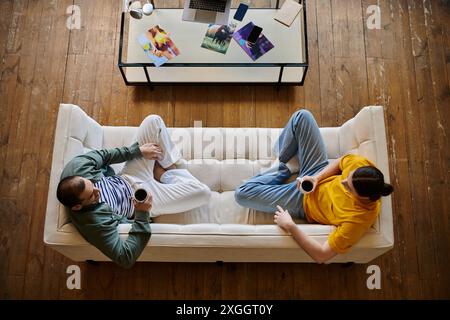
[119,0,308,86]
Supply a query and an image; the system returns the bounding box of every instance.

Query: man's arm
[274,206,337,263]
[79,209,152,269]
[82,144,143,167]
[61,143,142,180]
[62,143,163,181]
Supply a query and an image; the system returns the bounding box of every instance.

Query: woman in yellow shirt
[235,109,393,263]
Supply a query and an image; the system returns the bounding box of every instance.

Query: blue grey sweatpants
[234,110,329,219]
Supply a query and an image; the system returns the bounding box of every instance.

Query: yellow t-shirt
[303,154,381,254]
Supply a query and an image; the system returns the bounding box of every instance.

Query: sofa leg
[86,260,99,266]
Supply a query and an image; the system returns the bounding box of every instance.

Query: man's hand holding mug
[133,188,153,213]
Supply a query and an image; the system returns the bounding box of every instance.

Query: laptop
[182,0,231,25]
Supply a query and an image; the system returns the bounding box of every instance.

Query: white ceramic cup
[129,1,145,19]
[134,188,148,203]
[129,0,142,9]
[296,177,315,194]
[142,2,154,15]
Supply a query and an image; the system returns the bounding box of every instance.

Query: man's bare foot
[165,163,177,170]
[153,161,166,182]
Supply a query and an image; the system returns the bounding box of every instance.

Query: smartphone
[246,25,263,44]
[233,3,249,21]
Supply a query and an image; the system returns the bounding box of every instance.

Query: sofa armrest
[44,104,103,244]
[369,106,394,247]
[341,106,394,248]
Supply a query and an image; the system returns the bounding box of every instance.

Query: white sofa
[44,104,394,264]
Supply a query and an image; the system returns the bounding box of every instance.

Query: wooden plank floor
[0,0,449,299]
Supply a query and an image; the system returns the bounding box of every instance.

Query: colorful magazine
[232,22,274,61]
[201,22,237,54]
[138,25,180,67]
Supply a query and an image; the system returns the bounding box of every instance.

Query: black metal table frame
[118,0,309,87]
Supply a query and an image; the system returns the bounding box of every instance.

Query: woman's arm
[287,221,337,263]
[278,158,344,262]
[297,157,342,193]
[315,157,341,182]
[274,206,337,263]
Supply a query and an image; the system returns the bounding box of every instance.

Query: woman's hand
[140,143,163,161]
[274,205,296,231]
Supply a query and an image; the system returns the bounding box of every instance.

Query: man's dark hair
[352,166,394,201]
[56,176,86,207]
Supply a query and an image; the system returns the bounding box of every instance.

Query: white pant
[120,115,211,217]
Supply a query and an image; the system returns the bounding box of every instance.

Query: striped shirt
[94,176,134,218]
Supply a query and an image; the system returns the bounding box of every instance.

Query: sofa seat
[44,104,394,263]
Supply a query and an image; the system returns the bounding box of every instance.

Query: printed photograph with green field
[201,23,237,54]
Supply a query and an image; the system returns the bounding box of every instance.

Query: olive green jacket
[60,143,151,269]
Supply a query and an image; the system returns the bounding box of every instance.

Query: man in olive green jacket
[57,115,211,268]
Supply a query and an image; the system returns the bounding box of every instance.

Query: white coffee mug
[129,1,143,19]
[128,1,153,19]
[296,177,315,194]
[142,2,154,15]
[134,188,148,203]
